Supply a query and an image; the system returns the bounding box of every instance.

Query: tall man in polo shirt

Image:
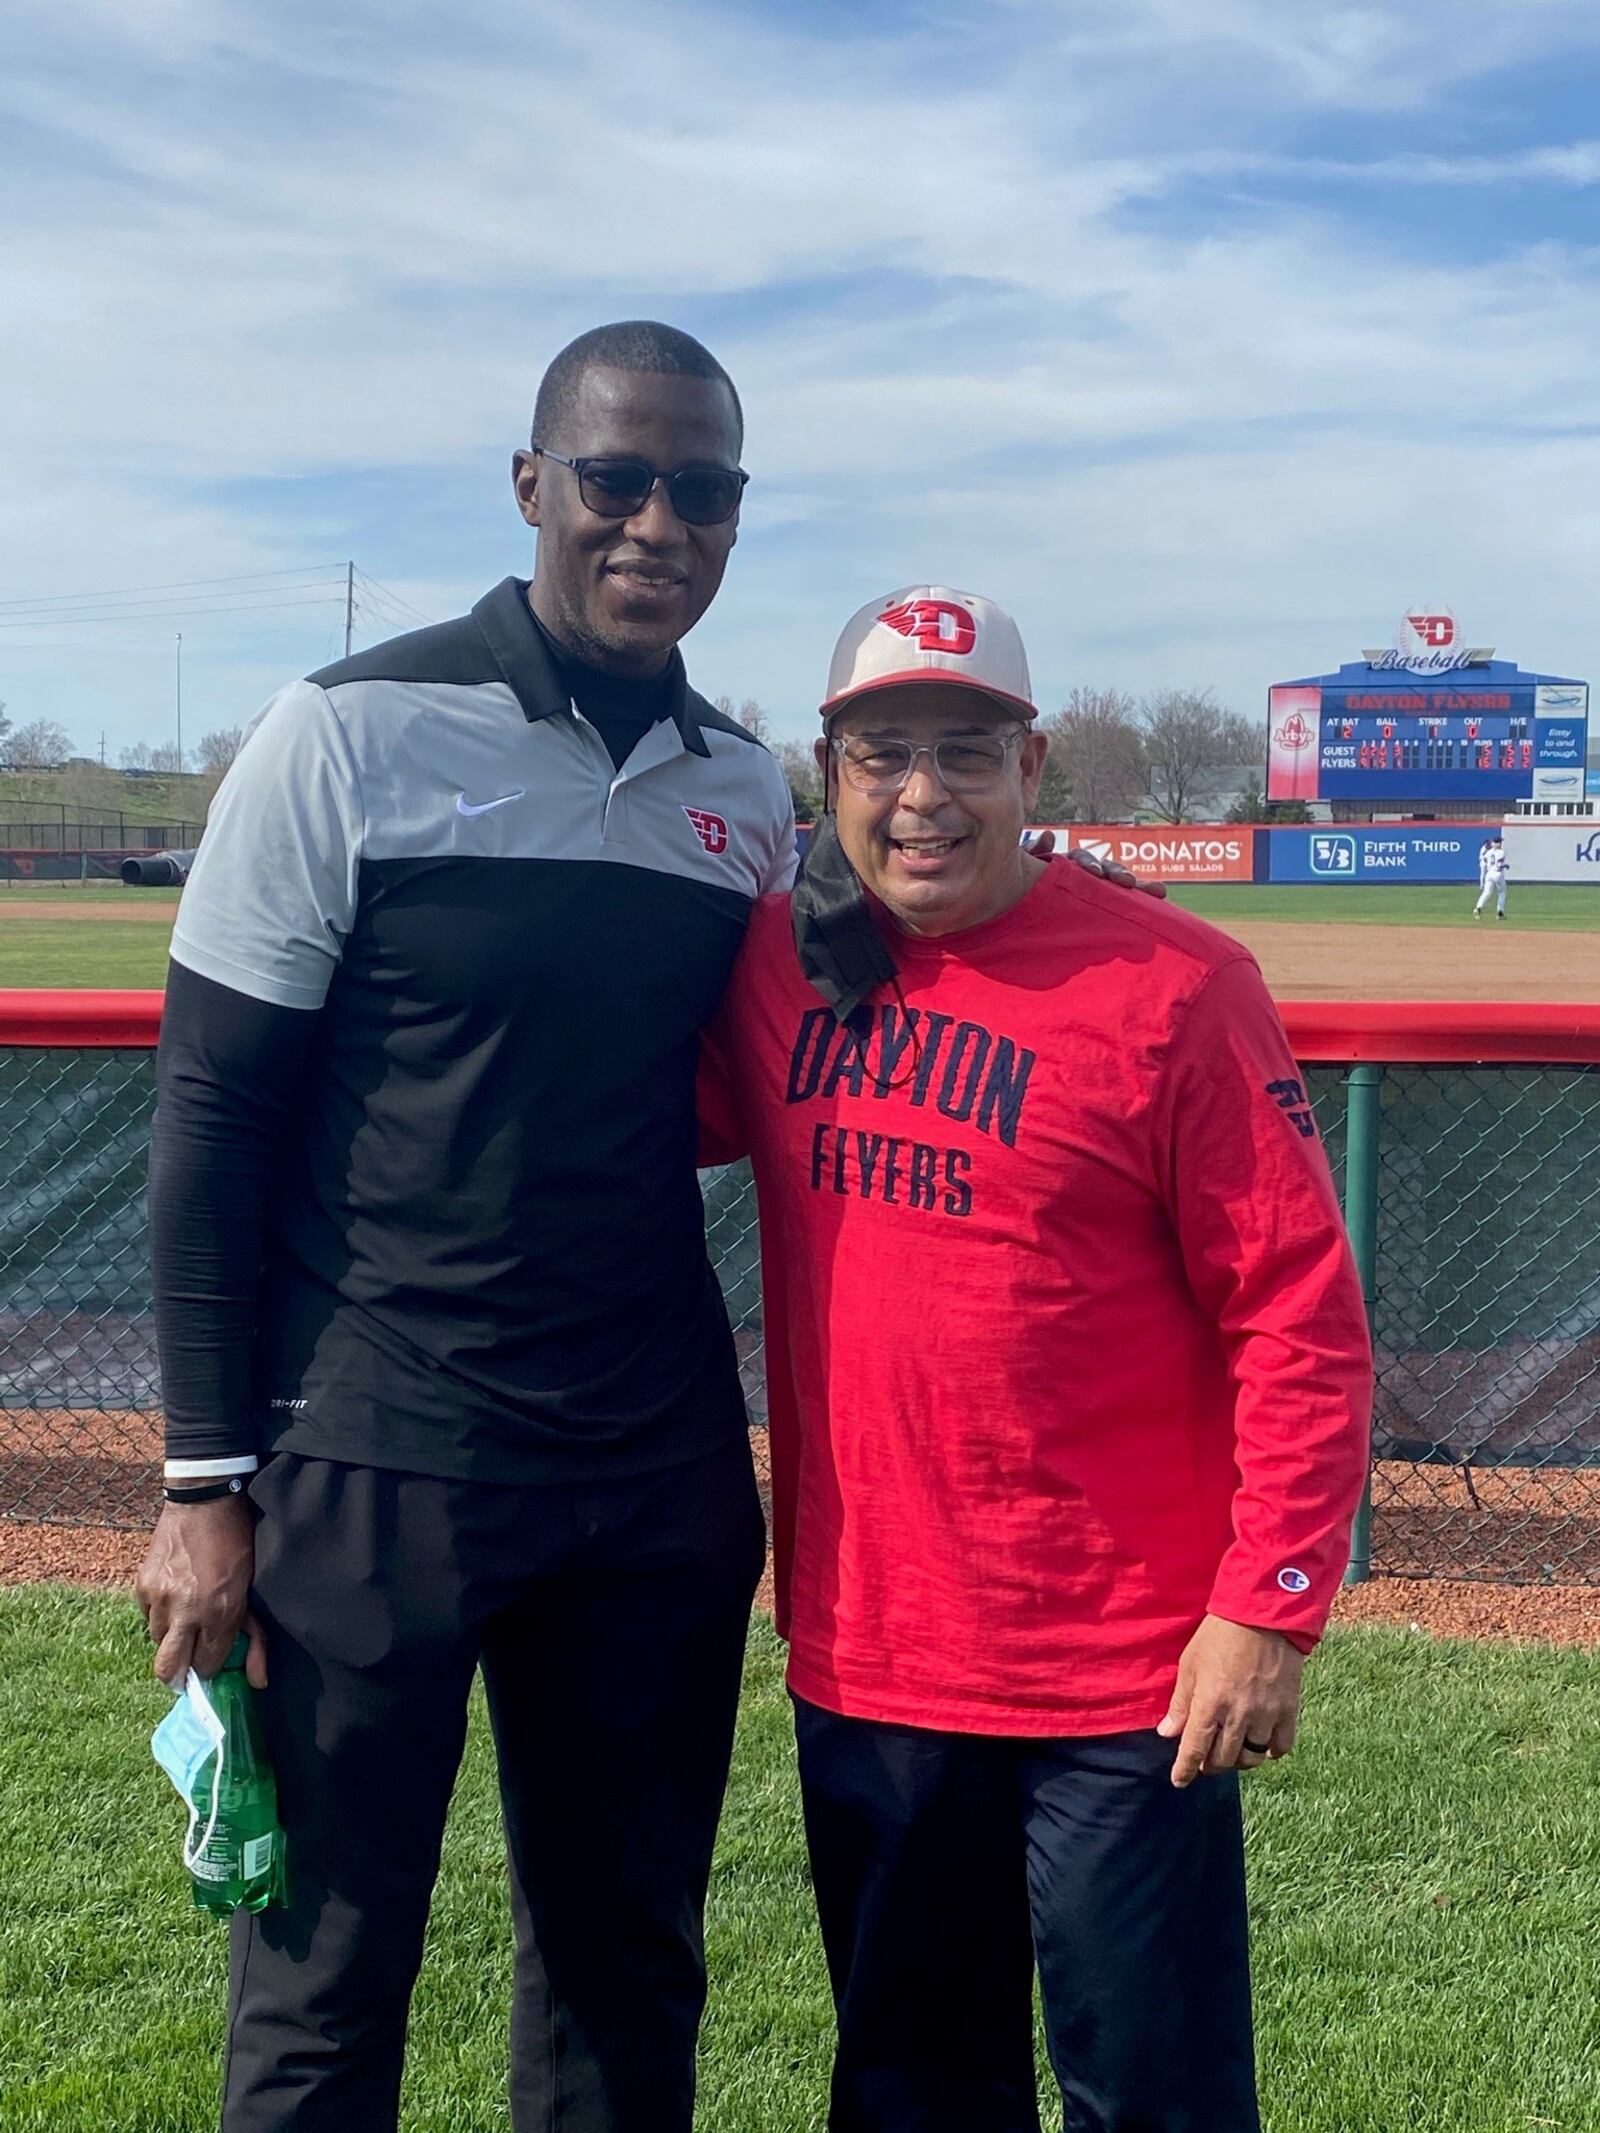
[134,322,796,2132]
[700,588,1374,2131]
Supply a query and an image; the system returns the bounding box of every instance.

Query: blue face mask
[151,1671,227,1868]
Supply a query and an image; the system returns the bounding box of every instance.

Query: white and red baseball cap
[820,586,1035,725]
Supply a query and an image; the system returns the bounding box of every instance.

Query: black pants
[223,1440,766,2133]
[794,1698,1260,2133]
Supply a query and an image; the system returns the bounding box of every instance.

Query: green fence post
[1342,1063,1383,1585]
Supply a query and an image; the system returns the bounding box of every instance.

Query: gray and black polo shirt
[163,575,796,1483]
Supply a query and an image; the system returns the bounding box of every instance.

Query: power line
[352,593,425,638]
[0,595,347,631]
[353,568,435,628]
[0,625,348,652]
[0,562,347,613]
[353,601,425,641]
[0,582,347,626]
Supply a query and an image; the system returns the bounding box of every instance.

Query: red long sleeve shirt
[700,861,1372,1736]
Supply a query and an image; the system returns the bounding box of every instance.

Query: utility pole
[175,632,183,769]
[345,560,355,657]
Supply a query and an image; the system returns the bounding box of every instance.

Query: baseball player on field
[1475,832,1510,919]
[699,586,1374,2132]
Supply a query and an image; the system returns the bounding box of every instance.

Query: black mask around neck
[790,812,897,1026]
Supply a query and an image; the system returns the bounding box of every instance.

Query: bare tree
[0,700,10,748]
[1040,688,1146,823]
[196,727,245,774]
[712,694,775,743]
[1138,689,1261,824]
[5,717,73,769]
[119,739,190,773]
[775,738,824,822]
[1029,745,1074,825]
[738,697,773,744]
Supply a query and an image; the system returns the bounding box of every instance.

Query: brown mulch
[11,1524,1595,1649]
[1331,1576,1600,1646]
[1366,1456,1600,1582]
[0,1518,147,1585]
[7,1429,1599,1648]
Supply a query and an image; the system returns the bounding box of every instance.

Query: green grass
[2,883,1595,993]
[0,920,173,989]
[3,1588,1598,2131]
[0,767,213,828]
[1166,883,1600,931]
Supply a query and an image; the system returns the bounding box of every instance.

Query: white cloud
[3,0,1599,753]
[1039,0,1600,110]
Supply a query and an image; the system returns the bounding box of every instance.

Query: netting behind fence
[3,1003,1598,1578]
[1306,1062,1600,1581]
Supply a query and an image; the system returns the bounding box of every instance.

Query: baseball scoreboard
[1267,609,1592,807]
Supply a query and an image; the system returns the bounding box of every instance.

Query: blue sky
[3,0,1599,757]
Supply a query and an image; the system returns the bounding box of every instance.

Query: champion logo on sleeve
[1276,1566,1311,1594]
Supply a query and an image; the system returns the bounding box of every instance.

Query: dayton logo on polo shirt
[684,807,730,855]
[877,598,978,656]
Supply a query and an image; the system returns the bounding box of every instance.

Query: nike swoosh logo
[456,790,525,817]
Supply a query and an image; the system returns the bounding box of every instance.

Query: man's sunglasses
[532,447,748,527]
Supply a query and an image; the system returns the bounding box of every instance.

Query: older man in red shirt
[700,587,1372,2133]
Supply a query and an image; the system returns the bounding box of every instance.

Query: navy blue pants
[794,1698,1260,2133]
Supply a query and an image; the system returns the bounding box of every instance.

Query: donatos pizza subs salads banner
[1063,826,1256,883]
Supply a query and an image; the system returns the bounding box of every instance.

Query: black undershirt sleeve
[149,960,320,1462]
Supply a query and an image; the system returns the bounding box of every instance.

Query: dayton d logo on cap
[821,584,1035,723]
[878,597,977,656]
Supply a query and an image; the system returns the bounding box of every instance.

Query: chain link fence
[1307,1062,1600,1582]
[3,1039,1598,1579]
[0,819,207,883]
[0,1047,161,1523]
[0,817,207,852]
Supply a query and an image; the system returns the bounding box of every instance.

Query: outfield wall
[1058,822,1509,884]
[0,849,161,883]
[1502,821,1600,884]
[1059,824,1255,882]
[1261,825,1498,883]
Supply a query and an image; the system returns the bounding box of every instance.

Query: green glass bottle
[185,1637,286,1917]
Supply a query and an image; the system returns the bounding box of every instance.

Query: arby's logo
[1274,711,1313,751]
[878,598,978,657]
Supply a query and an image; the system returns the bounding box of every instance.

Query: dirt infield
[0,898,178,922]
[1217,920,1600,1002]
